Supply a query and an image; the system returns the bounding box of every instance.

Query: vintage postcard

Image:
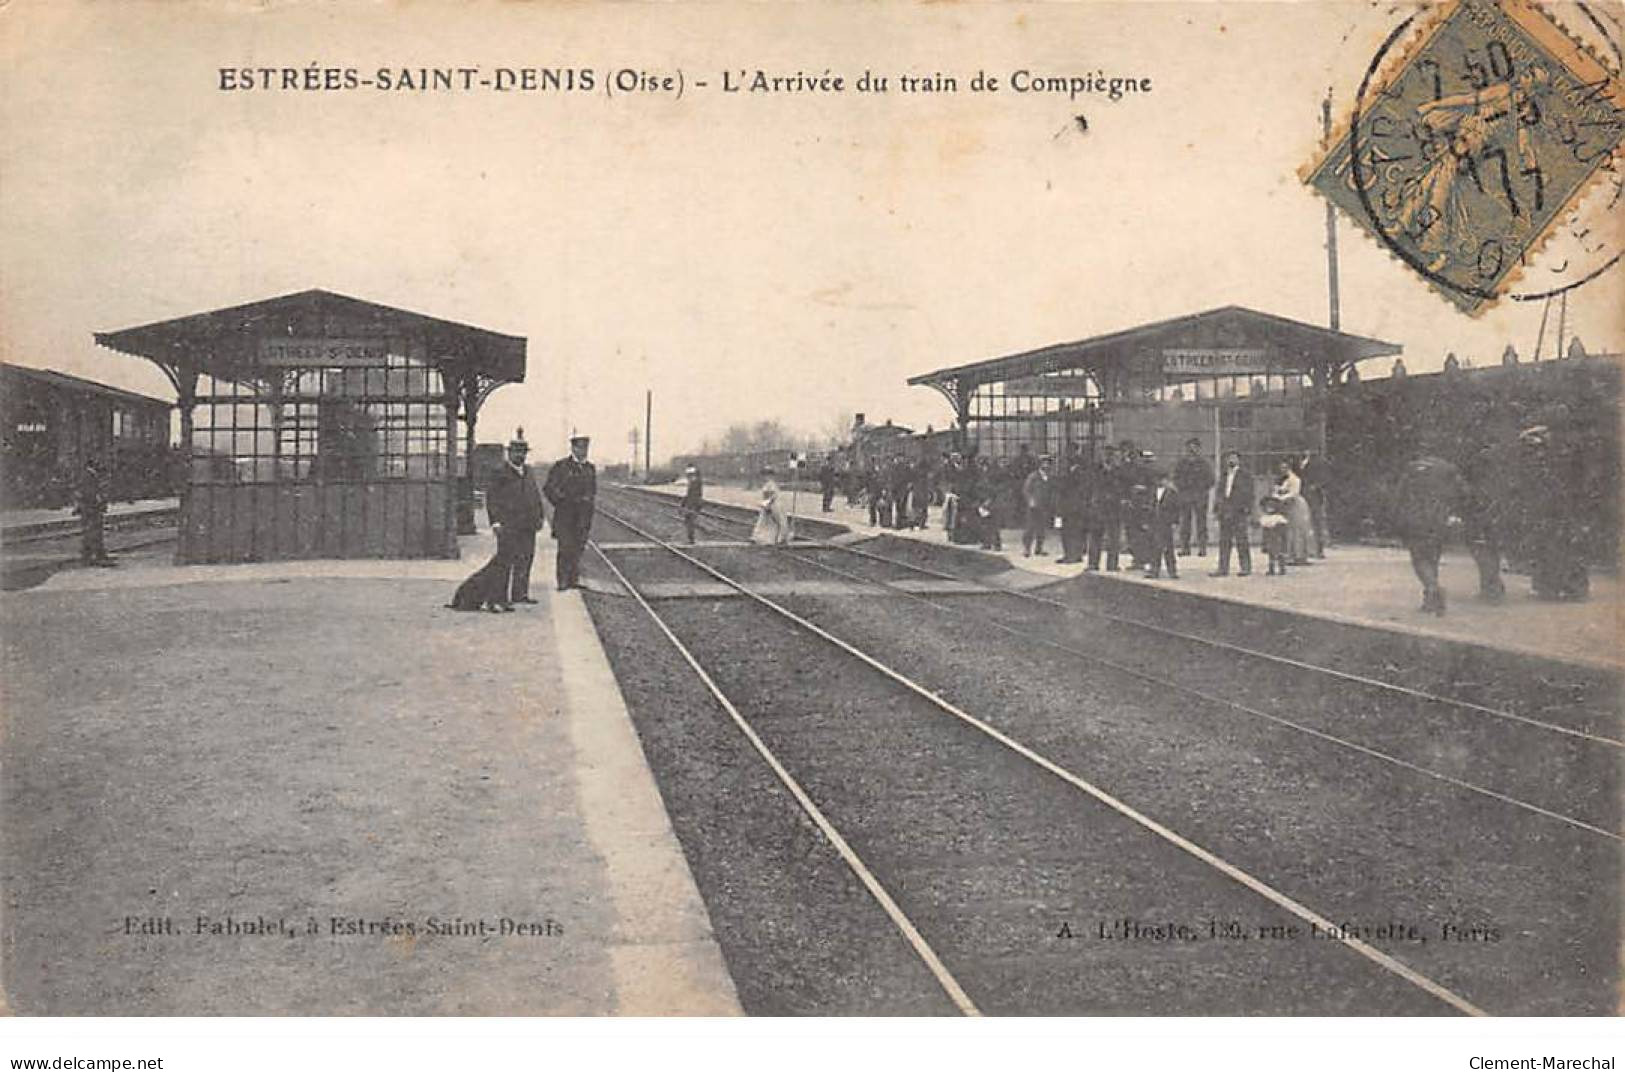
[1,0,1622,1050]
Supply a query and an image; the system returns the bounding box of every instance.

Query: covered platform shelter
[907,305,1400,473]
[96,289,526,563]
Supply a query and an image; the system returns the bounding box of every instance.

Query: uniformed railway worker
[680,465,705,545]
[543,433,597,591]
[75,456,116,567]
[1514,411,1590,602]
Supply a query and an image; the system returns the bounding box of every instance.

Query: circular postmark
[1324,0,1624,313]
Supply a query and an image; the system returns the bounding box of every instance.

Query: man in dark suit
[1115,441,1154,569]
[543,434,597,592]
[1021,456,1055,556]
[1173,437,1214,557]
[1394,453,1466,615]
[1055,447,1089,564]
[1086,445,1123,571]
[1210,450,1254,577]
[485,434,547,604]
[1144,471,1183,578]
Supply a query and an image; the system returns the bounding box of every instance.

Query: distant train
[1,363,176,510]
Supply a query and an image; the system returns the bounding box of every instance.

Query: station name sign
[1003,374,1096,397]
[1160,348,1270,375]
[259,338,388,367]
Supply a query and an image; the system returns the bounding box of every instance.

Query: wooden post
[456,372,478,535]
[1323,90,1341,332]
[442,356,459,558]
[175,362,198,564]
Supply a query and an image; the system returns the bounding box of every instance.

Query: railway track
[583,493,1619,1015]
[608,483,1619,741]
[0,521,179,590]
[598,486,1620,840]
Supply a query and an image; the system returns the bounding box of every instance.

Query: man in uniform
[680,464,705,545]
[1515,413,1589,601]
[75,456,117,567]
[543,434,597,591]
[485,434,545,605]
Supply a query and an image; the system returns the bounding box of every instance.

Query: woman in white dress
[1273,460,1314,565]
[752,466,792,545]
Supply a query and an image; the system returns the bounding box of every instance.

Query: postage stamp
[1303,0,1625,315]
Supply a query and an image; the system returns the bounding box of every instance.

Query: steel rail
[601,489,1618,842]
[586,535,981,1017]
[592,503,1491,1017]
[605,484,1622,749]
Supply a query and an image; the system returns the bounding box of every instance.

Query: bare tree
[819,409,855,449]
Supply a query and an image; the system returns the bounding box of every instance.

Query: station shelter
[906,306,1400,476]
[95,290,526,563]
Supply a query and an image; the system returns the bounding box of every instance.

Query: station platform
[0,519,740,1015]
[640,481,1621,673]
[0,497,180,540]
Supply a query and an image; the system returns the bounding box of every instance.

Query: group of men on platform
[930,438,1283,582]
[448,431,596,612]
[1396,405,1592,615]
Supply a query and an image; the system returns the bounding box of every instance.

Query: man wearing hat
[680,464,705,545]
[543,433,597,591]
[485,432,546,605]
[1020,455,1055,557]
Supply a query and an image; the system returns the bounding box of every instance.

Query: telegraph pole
[1323,89,1341,332]
[645,389,652,476]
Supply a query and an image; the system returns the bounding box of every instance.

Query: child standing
[1259,496,1290,576]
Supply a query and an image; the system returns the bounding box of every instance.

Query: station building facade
[95,290,526,563]
[907,306,1400,476]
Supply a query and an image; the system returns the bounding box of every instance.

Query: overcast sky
[3,1,1620,464]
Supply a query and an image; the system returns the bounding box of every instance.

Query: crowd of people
[813,415,1593,617]
[817,439,1331,583]
[1395,404,1594,615]
[443,410,1594,620]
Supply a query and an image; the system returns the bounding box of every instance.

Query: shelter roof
[94,289,527,384]
[907,305,1401,390]
[1,362,173,408]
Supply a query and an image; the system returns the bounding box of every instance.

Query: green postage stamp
[1304,0,1624,314]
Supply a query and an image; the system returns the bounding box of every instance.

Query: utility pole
[1323,89,1341,332]
[1555,291,1568,362]
[645,389,652,477]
